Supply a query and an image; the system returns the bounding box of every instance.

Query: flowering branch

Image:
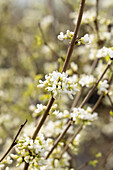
[61,0,85,73]
[0,119,27,163]
[79,61,111,108]
[23,1,86,169]
[45,61,111,159]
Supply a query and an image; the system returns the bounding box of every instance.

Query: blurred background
[0,0,113,169]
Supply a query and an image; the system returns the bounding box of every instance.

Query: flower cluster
[57,30,74,41]
[69,134,81,154]
[10,133,51,169]
[0,156,13,170]
[97,80,109,94]
[51,109,70,119]
[37,71,79,99]
[32,104,47,117]
[79,75,96,87]
[70,10,96,25]
[96,47,113,60]
[57,30,91,45]
[70,107,98,123]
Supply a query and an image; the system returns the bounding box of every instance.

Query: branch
[45,61,111,160]
[23,0,86,169]
[107,94,113,107]
[98,145,113,170]
[94,0,100,40]
[45,121,72,159]
[0,119,27,162]
[79,61,111,108]
[59,124,83,159]
[38,23,59,59]
[61,0,86,73]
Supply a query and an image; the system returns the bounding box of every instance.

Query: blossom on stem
[80,34,91,44]
[70,107,98,123]
[37,71,79,99]
[79,75,96,87]
[10,133,52,169]
[57,30,74,41]
[33,104,47,117]
[98,80,109,94]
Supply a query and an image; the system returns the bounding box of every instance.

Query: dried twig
[0,119,27,162]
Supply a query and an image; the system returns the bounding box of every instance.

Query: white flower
[100,32,111,40]
[37,71,79,99]
[108,48,113,59]
[57,30,74,41]
[70,107,98,123]
[79,75,96,87]
[96,47,108,58]
[72,10,95,25]
[33,104,47,117]
[81,34,91,44]
[0,164,5,169]
[57,32,65,41]
[13,133,50,169]
[98,80,109,94]
[70,62,78,72]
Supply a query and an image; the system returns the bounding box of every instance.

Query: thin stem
[59,124,83,159]
[98,145,113,170]
[32,96,55,140]
[79,62,111,108]
[94,0,100,40]
[71,88,84,109]
[107,94,113,107]
[45,121,72,159]
[77,161,89,170]
[38,23,58,59]
[90,59,99,75]
[61,0,86,73]
[1,124,13,139]
[91,93,104,113]
[0,119,27,162]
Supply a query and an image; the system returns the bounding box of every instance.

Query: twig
[59,124,83,159]
[32,96,55,140]
[79,61,111,108]
[107,93,113,107]
[77,161,89,170]
[38,23,58,59]
[0,119,27,162]
[61,0,86,73]
[98,145,113,170]
[71,88,84,109]
[94,0,100,40]
[1,124,13,139]
[45,121,72,159]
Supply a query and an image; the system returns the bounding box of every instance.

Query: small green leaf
[95,152,102,158]
[110,110,113,117]
[89,160,98,167]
